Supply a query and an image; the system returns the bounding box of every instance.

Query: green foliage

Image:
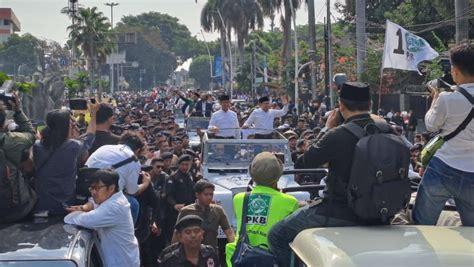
[0,33,45,75]
[15,82,36,93]
[67,7,114,69]
[119,12,205,60]
[65,71,90,98]
[0,72,11,85]
[189,55,213,89]
[95,79,110,93]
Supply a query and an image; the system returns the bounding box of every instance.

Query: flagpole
[378,20,389,115]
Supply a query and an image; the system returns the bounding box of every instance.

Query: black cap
[184,149,197,158]
[297,139,305,147]
[219,94,230,101]
[160,152,173,160]
[175,215,203,231]
[177,154,192,164]
[339,82,371,102]
[259,96,270,103]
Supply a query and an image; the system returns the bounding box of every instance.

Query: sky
[2,0,341,45]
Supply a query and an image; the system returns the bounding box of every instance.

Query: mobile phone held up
[69,99,88,110]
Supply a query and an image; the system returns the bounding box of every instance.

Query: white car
[290,225,473,267]
[200,131,311,238]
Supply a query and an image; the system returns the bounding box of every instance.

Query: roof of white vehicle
[290,225,474,267]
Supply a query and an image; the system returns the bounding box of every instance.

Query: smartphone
[69,99,88,110]
[90,97,97,104]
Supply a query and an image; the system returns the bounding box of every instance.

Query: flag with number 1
[382,20,439,74]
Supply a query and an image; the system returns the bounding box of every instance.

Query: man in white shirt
[64,169,140,267]
[208,94,240,139]
[413,43,474,226]
[85,132,151,224]
[243,95,289,139]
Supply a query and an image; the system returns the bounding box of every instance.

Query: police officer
[163,154,196,243]
[225,152,299,266]
[158,215,220,267]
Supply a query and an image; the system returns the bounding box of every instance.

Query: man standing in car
[243,95,289,139]
[208,95,240,139]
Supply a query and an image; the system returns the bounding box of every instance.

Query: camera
[0,90,16,110]
[425,58,454,93]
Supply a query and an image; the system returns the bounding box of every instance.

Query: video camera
[0,90,16,110]
[425,58,454,93]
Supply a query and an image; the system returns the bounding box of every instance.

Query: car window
[206,143,286,164]
[88,244,103,267]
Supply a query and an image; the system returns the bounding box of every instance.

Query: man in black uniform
[158,215,220,267]
[89,103,120,154]
[160,152,174,175]
[269,82,384,267]
[163,154,196,244]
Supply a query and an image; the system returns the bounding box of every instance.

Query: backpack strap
[443,87,474,142]
[111,156,138,169]
[238,192,251,243]
[342,122,365,139]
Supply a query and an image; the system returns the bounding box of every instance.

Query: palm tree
[258,0,302,66]
[222,0,264,66]
[201,0,228,86]
[67,6,114,93]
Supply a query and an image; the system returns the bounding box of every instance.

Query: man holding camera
[89,103,119,154]
[0,93,37,223]
[413,43,474,226]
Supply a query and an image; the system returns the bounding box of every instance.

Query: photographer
[89,103,120,154]
[0,92,37,223]
[34,102,98,215]
[413,43,474,226]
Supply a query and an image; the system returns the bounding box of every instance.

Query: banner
[213,55,223,81]
[382,20,439,74]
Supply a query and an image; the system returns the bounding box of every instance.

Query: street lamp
[199,30,213,83]
[105,2,119,29]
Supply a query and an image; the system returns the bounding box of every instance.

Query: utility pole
[455,0,470,44]
[68,0,79,78]
[252,41,257,98]
[200,30,213,86]
[105,2,119,94]
[307,0,318,100]
[356,0,366,80]
[326,0,335,109]
[289,0,299,115]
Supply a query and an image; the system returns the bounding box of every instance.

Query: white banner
[382,20,439,74]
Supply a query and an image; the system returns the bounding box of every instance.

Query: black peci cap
[219,94,230,101]
[258,96,270,103]
[177,154,192,164]
[339,82,371,102]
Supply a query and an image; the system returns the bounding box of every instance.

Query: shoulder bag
[421,87,474,166]
[231,192,278,267]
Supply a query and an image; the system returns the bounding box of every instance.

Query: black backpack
[342,121,411,222]
[0,135,37,223]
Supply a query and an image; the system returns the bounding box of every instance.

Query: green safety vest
[225,185,298,266]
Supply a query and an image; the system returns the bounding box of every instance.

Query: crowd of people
[0,43,472,267]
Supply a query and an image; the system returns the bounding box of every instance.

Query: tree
[119,12,205,60]
[258,0,303,65]
[0,33,46,76]
[115,24,177,89]
[222,0,264,66]
[189,55,213,89]
[67,7,114,75]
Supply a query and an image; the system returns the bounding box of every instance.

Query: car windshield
[206,143,287,165]
[186,118,210,131]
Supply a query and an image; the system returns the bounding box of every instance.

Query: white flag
[382,20,439,74]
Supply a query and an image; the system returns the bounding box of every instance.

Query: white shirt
[64,191,139,267]
[243,105,289,134]
[86,145,141,194]
[208,109,240,138]
[425,84,474,172]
